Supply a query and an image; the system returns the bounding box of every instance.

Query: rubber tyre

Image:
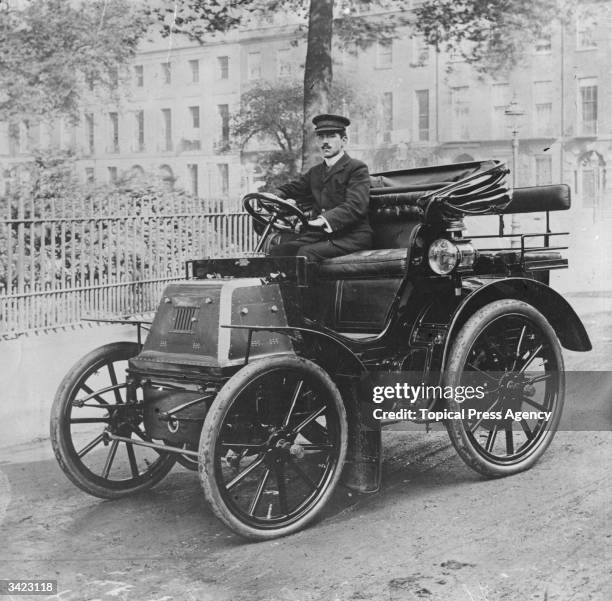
[444,299,565,478]
[199,355,348,540]
[50,342,176,499]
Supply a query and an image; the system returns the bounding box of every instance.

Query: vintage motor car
[50,159,591,540]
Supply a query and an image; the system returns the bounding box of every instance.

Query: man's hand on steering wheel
[242,192,308,233]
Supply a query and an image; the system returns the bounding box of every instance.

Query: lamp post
[504,96,525,245]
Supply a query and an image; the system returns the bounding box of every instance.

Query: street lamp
[504,96,526,244]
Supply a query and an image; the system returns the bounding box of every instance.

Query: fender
[440,276,591,370]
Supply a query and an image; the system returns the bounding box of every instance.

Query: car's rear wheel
[199,355,348,540]
[50,342,176,498]
[444,300,564,478]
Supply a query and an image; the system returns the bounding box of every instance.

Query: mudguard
[440,276,592,370]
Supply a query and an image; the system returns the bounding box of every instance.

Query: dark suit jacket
[274,153,372,251]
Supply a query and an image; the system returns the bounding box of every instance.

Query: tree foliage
[0,0,150,122]
[232,77,374,189]
[415,0,569,74]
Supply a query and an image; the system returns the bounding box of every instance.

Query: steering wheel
[242,192,309,233]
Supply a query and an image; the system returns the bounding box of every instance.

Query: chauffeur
[268,114,372,261]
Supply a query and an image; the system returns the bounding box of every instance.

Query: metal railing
[0,193,255,338]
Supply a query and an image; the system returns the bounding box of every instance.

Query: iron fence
[0,192,255,338]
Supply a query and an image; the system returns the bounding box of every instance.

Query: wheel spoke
[517,344,544,373]
[519,419,534,441]
[525,373,552,385]
[485,424,499,452]
[287,459,316,491]
[468,398,501,433]
[466,363,500,383]
[518,395,547,412]
[129,425,165,456]
[126,442,139,477]
[226,455,265,491]
[276,465,289,516]
[282,379,303,427]
[77,433,105,458]
[81,383,110,406]
[101,440,119,478]
[107,363,123,404]
[292,406,326,435]
[248,468,271,516]
[505,427,515,455]
[512,325,527,371]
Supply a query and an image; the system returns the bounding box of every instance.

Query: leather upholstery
[503,185,570,214]
[317,248,410,279]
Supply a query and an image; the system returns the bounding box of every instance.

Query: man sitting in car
[267,114,372,261]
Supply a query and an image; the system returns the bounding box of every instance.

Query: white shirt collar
[324,151,345,168]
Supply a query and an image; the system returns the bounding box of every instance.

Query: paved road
[0,296,611,601]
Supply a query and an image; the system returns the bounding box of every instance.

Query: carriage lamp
[428,238,476,274]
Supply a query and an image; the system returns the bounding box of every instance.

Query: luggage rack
[471,231,569,273]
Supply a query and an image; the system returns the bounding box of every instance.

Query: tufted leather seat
[317,247,411,279]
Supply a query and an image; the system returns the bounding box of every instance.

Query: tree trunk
[301,0,333,170]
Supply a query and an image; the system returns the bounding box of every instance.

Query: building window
[85,167,94,183]
[534,81,553,136]
[351,121,361,146]
[17,121,30,154]
[189,106,200,129]
[277,49,292,78]
[217,163,229,196]
[451,86,470,140]
[535,156,552,185]
[491,82,510,138]
[85,113,95,155]
[415,90,429,141]
[579,78,597,135]
[135,110,144,151]
[578,151,606,208]
[577,12,597,49]
[412,36,430,65]
[376,41,392,69]
[134,65,144,87]
[380,92,393,143]
[247,51,261,81]
[189,59,199,83]
[535,33,552,54]
[109,67,119,89]
[217,56,229,79]
[161,62,171,84]
[8,122,19,155]
[161,108,172,151]
[187,164,198,197]
[217,104,230,150]
[109,112,119,153]
[108,166,117,183]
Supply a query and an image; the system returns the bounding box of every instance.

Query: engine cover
[129,279,293,380]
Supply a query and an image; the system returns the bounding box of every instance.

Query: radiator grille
[172,306,198,332]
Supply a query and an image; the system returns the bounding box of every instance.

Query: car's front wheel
[199,355,348,540]
[444,300,565,478]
